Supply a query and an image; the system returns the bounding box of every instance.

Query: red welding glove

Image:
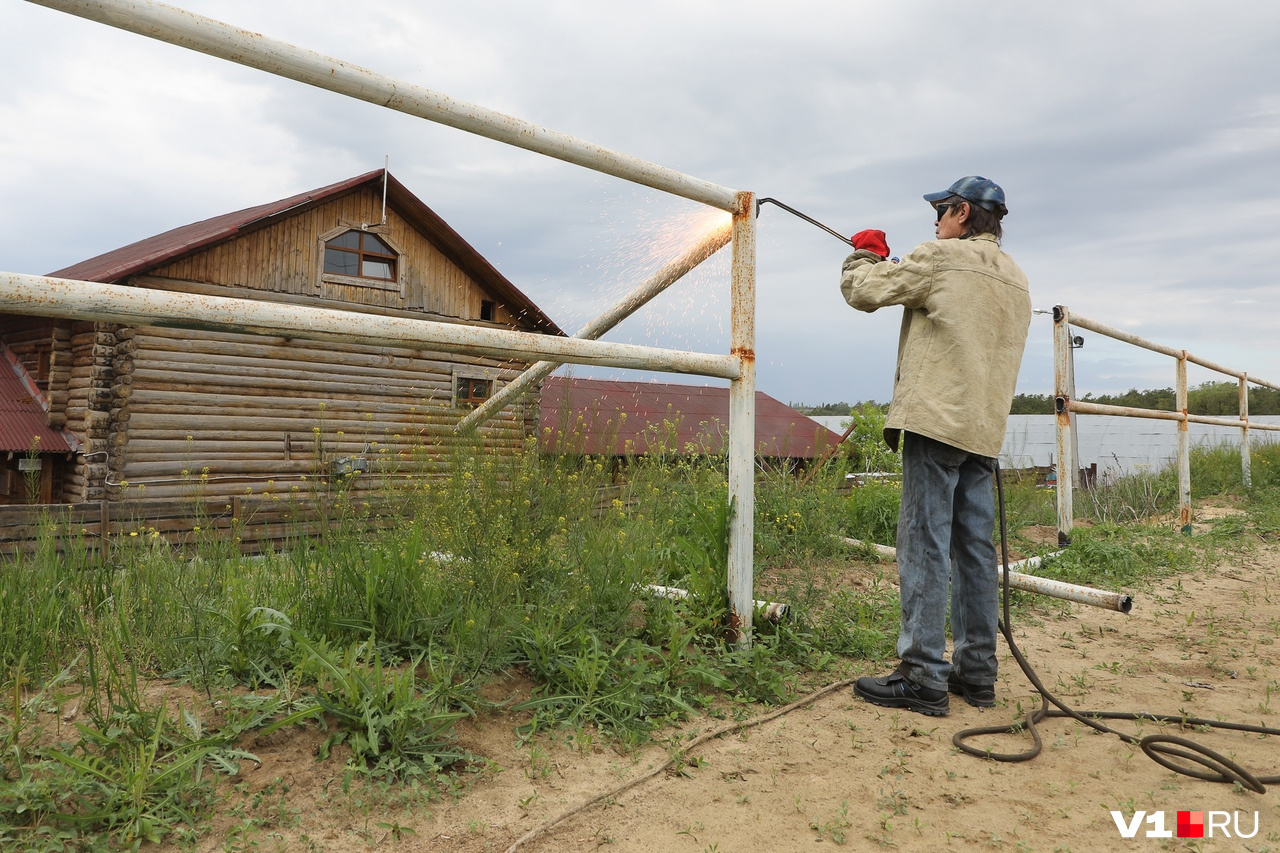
[850,229,890,258]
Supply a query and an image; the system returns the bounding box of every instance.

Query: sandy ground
[133,529,1280,851]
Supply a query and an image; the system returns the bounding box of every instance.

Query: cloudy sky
[3,1,1278,407]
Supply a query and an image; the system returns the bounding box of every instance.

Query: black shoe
[947,673,996,708]
[854,669,949,716]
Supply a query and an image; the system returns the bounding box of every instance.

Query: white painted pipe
[25,0,741,213]
[458,217,732,433]
[1053,306,1077,546]
[836,537,1133,613]
[0,272,740,380]
[1065,400,1280,432]
[726,193,757,645]
[646,584,789,624]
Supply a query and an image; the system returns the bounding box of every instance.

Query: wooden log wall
[60,323,95,502]
[47,322,73,430]
[0,316,54,385]
[118,325,535,502]
[0,494,410,558]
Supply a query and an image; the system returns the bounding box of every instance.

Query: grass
[2,434,1279,848]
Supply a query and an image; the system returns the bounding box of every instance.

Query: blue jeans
[894,432,998,691]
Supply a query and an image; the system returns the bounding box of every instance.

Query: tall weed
[841,482,900,546]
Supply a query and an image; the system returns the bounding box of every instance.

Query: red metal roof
[539,376,841,458]
[0,364,74,453]
[49,171,563,336]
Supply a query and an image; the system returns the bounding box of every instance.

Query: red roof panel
[539,376,841,458]
[0,366,74,453]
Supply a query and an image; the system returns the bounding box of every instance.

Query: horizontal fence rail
[1053,305,1279,541]
[0,272,741,380]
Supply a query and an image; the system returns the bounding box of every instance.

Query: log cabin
[0,170,563,507]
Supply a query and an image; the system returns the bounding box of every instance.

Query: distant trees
[1008,393,1053,414]
[793,400,887,416]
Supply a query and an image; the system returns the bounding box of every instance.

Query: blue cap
[923,176,1008,217]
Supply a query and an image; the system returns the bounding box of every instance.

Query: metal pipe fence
[1052,305,1280,542]
[14,0,762,644]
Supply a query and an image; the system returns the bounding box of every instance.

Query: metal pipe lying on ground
[836,537,1133,613]
[646,584,789,624]
[458,217,733,433]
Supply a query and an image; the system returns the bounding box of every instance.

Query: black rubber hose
[952,463,1280,792]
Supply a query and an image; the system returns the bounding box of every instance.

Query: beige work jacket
[840,234,1031,458]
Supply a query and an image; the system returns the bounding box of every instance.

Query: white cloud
[2,0,1278,404]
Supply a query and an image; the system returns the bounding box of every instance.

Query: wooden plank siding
[147,186,514,324]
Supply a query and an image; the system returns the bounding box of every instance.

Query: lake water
[809,414,1280,477]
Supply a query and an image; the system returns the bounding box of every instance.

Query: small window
[324,230,398,282]
[480,300,496,322]
[35,350,51,390]
[457,377,493,408]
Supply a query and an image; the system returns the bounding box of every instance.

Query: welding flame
[549,205,732,356]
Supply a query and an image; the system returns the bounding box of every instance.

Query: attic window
[323,230,398,282]
[480,300,497,322]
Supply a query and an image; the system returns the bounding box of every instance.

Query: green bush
[839,402,900,474]
[842,482,900,547]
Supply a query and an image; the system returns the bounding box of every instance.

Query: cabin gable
[145,186,524,326]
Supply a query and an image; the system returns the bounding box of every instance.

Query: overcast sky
[3,1,1278,407]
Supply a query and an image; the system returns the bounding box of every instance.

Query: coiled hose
[953,463,1280,792]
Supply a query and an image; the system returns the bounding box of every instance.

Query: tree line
[796,382,1280,417]
[1010,382,1280,415]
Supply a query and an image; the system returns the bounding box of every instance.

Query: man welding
[840,176,1031,716]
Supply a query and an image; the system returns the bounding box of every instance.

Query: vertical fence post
[1240,375,1252,490]
[1052,306,1076,546]
[727,191,756,647]
[1176,353,1192,533]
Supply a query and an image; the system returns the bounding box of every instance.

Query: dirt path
[175,539,1280,852]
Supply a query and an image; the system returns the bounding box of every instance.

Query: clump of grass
[1030,522,1205,592]
[841,481,900,546]
[1192,437,1280,494]
[297,635,470,781]
[2,618,258,850]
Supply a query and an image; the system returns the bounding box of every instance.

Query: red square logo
[1177,811,1204,838]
